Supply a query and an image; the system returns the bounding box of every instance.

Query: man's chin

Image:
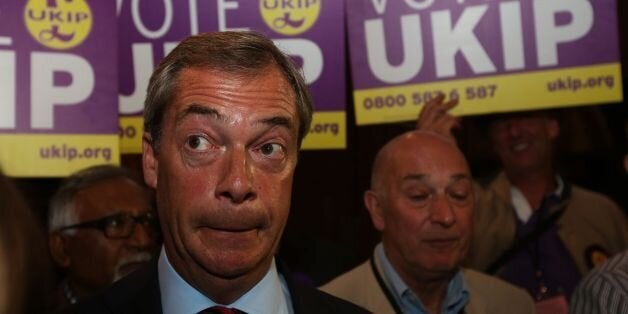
[205,254,263,279]
[195,250,272,281]
[419,256,463,276]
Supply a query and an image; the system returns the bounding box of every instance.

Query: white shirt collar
[511,175,564,223]
[158,247,291,314]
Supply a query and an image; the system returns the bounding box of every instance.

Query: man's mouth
[209,226,256,233]
[511,142,530,152]
[423,238,459,249]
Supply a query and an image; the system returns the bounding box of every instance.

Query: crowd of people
[0,31,626,314]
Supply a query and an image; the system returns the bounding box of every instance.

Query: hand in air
[415,93,460,140]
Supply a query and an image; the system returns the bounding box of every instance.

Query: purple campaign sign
[346,0,620,89]
[0,0,118,134]
[118,0,344,114]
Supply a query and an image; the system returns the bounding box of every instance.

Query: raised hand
[415,93,460,140]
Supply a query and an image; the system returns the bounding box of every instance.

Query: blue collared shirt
[376,243,469,314]
[158,247,293,314]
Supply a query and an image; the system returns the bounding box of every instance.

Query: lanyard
[370,256,404,313]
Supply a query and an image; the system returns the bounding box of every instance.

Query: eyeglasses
[58,212,158,239]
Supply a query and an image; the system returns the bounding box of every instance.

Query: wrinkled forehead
[172,67,296,110]
[399,173,472,191]
[387,136,470,181]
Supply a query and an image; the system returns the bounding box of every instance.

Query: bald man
[321,131,534,314]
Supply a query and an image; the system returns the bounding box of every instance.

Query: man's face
[143,67,298,284]
[489,114,558,174]
[368,135,473,279]
[61,177,157,290]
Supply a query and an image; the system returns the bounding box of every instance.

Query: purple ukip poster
[118,0,345,151]
[0,0,119,177]
[346,0,623,125]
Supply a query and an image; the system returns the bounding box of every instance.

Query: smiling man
[71,31,367,314]
[474,111,627,311]
[321,131,534,313]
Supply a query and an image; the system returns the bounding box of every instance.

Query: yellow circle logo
[24,0,92,50]
[260,0,320,36]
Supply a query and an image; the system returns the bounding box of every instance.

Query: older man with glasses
[47,165,159,313]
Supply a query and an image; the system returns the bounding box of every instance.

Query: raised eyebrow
[175,104,224,126]
[258,116,294,132]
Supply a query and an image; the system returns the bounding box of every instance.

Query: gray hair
[48,165,142,233]
[144,31,313,149]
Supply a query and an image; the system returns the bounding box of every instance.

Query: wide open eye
[186,135,211,151]
[259,143,285,159]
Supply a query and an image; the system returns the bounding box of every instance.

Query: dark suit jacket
[68,260,369,314]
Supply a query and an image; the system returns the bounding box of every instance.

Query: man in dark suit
[71,31,367,314]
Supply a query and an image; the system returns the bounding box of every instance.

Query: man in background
[47,165,159,312]
[417,96,628,312]
[321,131,534,313]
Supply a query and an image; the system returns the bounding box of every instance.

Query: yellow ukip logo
[260,0,320,36]
[24,0,92,50]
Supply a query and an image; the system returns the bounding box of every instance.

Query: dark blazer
[68,260,369,314]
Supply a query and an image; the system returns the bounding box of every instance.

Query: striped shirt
[570,250,628,314]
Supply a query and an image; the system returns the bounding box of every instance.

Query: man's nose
[429,195,456,227]
[127,221,154,249]
[505,120,523,137]
[215,148,256,204]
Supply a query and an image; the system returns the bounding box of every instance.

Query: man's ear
[364,190,385,232]
[49,233,71,268]
[143,132,158,189]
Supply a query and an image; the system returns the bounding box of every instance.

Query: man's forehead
[75,178,145,205]
[173,102,296,134]
[390,144,469,172]
[400,173,471,185]
[178,66,293,94]
[171,68,297,118]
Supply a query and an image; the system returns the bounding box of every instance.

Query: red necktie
[197,305,246,314]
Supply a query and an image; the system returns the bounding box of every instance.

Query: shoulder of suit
[292,278,370,313]
[67,263,159,314]
[568,185,621,210]
[319,260,372,294]
[462,268,533,303]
